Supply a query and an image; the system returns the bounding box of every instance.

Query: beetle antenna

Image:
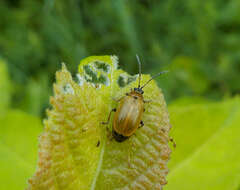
[136,54,141,88]
[140,71,169,89]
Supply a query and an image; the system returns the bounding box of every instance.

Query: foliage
[27,56,171,189]
[0,58,11,117]
[166,97,240,190]
[19,74,50,116]
[1,95,239,189]
[0,0,240,116]
[0,55,239,189]
[0,0,240,188]
[0,110,42,190]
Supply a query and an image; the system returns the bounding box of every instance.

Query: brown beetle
[102,55,167,142]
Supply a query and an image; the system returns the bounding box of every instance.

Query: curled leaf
[28,56,172,190]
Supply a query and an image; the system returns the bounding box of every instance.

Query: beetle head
[133,87,144,94]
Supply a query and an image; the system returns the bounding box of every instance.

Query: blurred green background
[0,0,240,189]
[1,0,240,116]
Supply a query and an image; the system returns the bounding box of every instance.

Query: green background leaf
[166,97,240,190]
[0,58,11,117]
[0,110,42,190]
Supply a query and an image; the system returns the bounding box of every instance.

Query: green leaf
[20,74,50,116]
[169,96,210,107]
[0,110,42,190]
[165,97,240,190]
[27,56,172,190]
[0,58,11,117]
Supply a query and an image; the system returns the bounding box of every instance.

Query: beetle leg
[101,108,116,125]
[160,128,176,148]
[143,99,152,103]
[139,120,144,128]
[169,137,176,148]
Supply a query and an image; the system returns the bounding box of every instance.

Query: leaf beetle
[102,55,168,142]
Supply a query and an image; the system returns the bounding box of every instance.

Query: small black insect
[96,140,100,147]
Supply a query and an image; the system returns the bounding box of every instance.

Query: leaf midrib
[90,56,116,190]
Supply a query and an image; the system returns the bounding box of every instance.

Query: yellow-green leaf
[0,110,42,190]
[0,58,11,117]
[27,55,172,190]
[166,97,240,190]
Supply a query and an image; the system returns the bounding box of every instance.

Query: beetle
[102,55,168,142]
